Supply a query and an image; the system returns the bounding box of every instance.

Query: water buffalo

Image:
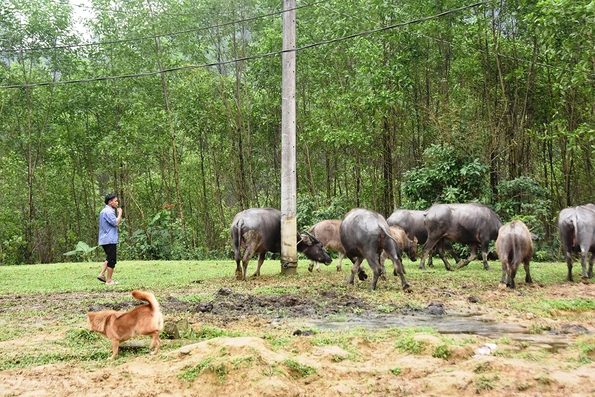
[495,220,533,288]
[387,209,460,268]
[340,208,410,291]
[558,203,595,281]
[419,203,503,271]
[380,225,418,265]
[307,220,345,272]
[231,208,332,280]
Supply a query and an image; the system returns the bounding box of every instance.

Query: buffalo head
[298,231,332,265]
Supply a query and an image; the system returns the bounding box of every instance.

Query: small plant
[64,329,102,343]
[395,335,427,355]
[178,357,217,383]
[194,326,237,340]
[390,367,402,376]
[528,323,551,335]
[376,304,395,313]
[473,362,492,373]
[283,359,317,378]
[331,354,346,362]
[63,241,98,262]
[475,375,499,392]
[231,355,255,369]
[515,381,533,391]
[575,337,595,364]
[265,334,291,348]
[432,345,452,360]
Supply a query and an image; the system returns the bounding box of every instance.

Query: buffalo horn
[301,230,320,244]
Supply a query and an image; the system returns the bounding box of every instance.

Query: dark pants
[102,244,117,268]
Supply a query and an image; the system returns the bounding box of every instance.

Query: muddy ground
[1,266,595,396]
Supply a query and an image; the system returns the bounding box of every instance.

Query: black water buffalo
[340,208,410,291]
[558,203,595,281]
[307,220,345,272]
[387,209,460,268]
[419,203,503,271]
[495,220,534,288]
[231,208,332,280]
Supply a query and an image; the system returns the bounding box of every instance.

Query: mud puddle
[289,311,576,350]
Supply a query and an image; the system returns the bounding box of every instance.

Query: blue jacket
[98,205,119,245]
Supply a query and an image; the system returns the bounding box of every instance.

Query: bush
[401,144,489,209]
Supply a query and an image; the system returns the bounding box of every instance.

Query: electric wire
[0,1,490,89]
[3,0,329,54]
[302,0,595,79]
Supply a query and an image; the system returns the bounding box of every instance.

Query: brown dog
[87,290,164,360]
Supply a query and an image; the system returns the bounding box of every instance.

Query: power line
[4,0,330,54]
[8,0,587,91]
[304,0,595,79]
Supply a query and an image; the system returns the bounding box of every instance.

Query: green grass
[0,258,594,372]
[0,258,586,296]
[283,359,317,378]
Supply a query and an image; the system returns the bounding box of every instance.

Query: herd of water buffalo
[231,203,595,291]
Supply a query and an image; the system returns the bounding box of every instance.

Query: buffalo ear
[302,230,320,243]
[300,233,312,245]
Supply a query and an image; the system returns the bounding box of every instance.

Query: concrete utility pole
[280,0,297,275]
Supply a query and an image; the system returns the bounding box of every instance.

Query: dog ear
[88,311,110,334]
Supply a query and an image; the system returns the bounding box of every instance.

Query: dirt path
[1,276,595,396]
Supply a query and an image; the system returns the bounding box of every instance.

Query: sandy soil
[1,271,595,397]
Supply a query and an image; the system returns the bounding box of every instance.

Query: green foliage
[178,357,215,383]
[63,241,98,262]
[1,0,594,266]
[432,345,452,360]
[296,194,351,230]
[283,359,317,378]
[394,333,427,355]
[475,375,499,392]
[401,145,489,209]
[574,336,595,364]
[494,176,550,220]
[0,235,28,266]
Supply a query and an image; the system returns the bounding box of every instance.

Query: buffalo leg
[588,253,595,278]
[337,252,345,271]
[500,258,509,286]
[389,256,410,291]
[580,249,589,279]
[508,261,518,289]
[234,246,243,280]
[384,241,410,291]
[435,243,454,272]
[240,245,255,281]
[348,258,364,285]
[235,259,244,280]
[456,244,479,269]
[481,241,491,270]
[308,261,315,272]
[565,250,574,282]
[420,236,446,271]
[253,253,266,277]
[524,258,532,284]
[365,256,383,291]
[361,246,385,290]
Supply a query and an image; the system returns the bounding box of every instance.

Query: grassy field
[1,257,595,371]
[0,257,578,296]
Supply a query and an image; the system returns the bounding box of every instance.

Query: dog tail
[131,290,160,312]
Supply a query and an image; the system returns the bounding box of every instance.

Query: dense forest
[0,0,593,265]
